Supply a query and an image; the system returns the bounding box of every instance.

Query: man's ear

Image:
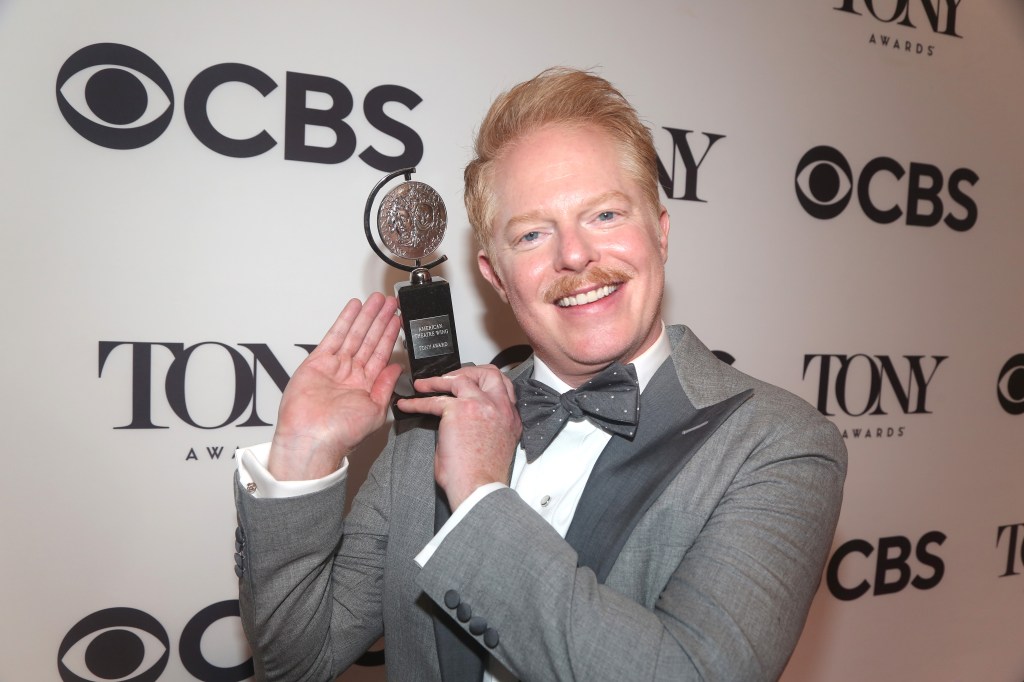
[477,250,509,303]
[657,206,671,262]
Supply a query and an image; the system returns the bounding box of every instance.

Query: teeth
[556,284,618,307]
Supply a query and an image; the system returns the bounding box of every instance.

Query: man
[234,68,847,681]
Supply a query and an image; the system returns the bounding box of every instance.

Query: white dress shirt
[236,325,671,681]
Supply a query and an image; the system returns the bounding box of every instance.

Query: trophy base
[396,275,462,380]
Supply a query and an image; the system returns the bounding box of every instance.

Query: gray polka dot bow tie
[515,362,640,462]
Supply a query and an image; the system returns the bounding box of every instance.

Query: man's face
[478,124,670,386]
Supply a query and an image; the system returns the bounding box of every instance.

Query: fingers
[412,365,507,395]
[411,373,478,398]
[353,296,401,368]
[316,293,400,367]
[460,365,518,406]
[395,393,449,418]
[399,365,515,417]
[317,297,364,355]
[398,373,485,419]
[363,311,403,379]
[337,293,390,360]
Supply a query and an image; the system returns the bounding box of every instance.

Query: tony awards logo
[365,168,461,414]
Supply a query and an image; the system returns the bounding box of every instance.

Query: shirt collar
[530,323,670,394]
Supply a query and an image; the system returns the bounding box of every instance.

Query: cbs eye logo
[998,354,1024,415]
[56,43,174,150]
[794,145,853,220]
[58,602,254,682]
[58,608,169,682]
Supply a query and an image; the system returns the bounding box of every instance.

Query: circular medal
[376,181,447,260]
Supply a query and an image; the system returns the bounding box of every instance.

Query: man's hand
[397,366,522,510]
[268,293,404,481]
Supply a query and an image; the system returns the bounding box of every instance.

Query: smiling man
[477,122,669,387]
[234,68,847,682]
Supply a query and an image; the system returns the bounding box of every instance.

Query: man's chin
[566,328,661,368]
[558,347,638,374]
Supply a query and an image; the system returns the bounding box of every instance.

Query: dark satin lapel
[432,485,487,682]
[565,359,754,584]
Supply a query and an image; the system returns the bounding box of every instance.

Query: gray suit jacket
[235,325,847,681]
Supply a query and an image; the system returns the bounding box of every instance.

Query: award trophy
[364,168,461,417]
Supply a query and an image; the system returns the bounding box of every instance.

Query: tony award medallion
[364,168,461,417]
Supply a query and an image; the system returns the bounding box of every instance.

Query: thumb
[370,363,404,407]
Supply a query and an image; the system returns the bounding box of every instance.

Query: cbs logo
[56,43,423,170]
[795,145,978,231]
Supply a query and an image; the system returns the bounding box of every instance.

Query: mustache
[542,266,634,304]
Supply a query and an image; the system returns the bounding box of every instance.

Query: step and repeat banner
[2,1,1022,680]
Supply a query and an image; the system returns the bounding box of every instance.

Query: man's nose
[554,225,598,271]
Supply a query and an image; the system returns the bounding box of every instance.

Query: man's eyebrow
[505,210,546,231]
[585,191,633,210]
[503,191,635,232]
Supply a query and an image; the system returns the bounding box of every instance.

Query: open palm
[269,294,404,480]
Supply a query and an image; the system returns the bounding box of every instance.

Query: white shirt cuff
[414,482,507,567]
[236,442,348,499]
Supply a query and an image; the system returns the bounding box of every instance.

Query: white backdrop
[2,1,1023,680]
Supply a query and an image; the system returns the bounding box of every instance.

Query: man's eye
[519,231,540,243]
[597,211,616,221]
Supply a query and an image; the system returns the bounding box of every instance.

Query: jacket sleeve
[234,429,401,682]
[414,409,847,682]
